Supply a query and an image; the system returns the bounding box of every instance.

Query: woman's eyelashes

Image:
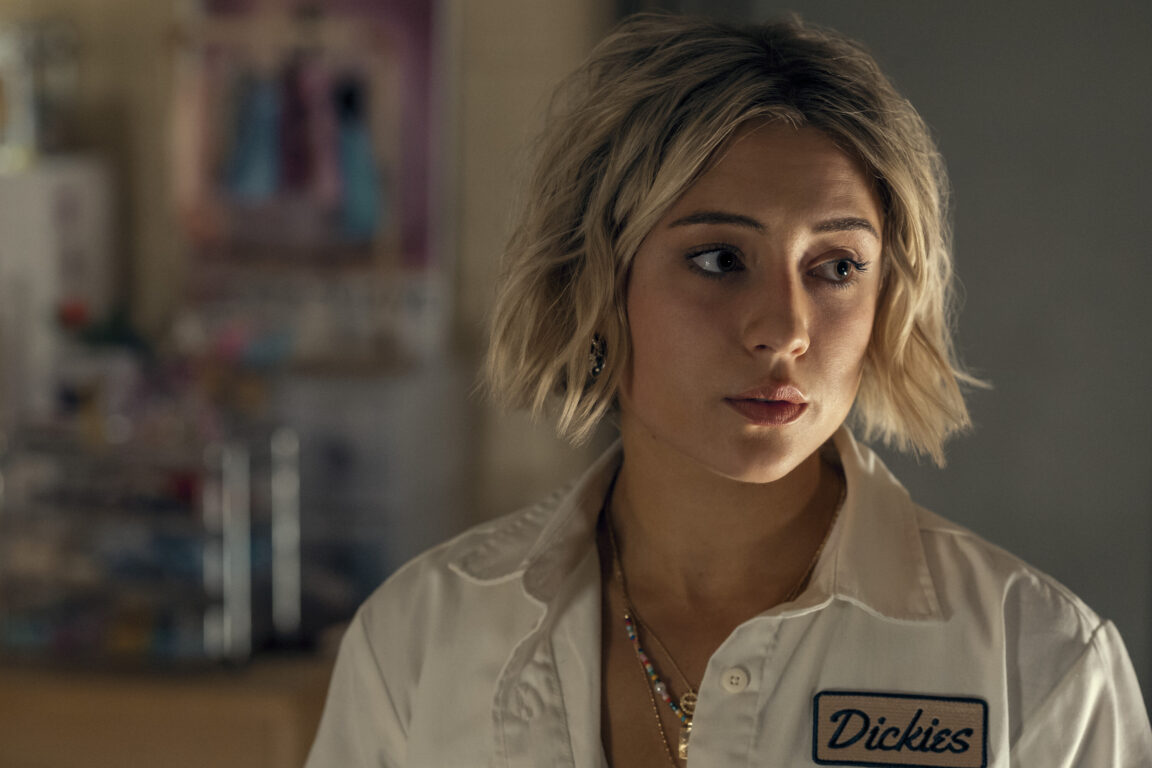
[809,256,870,287]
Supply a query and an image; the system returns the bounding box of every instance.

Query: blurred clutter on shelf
[0,0,461,675]
[0,0,614,764]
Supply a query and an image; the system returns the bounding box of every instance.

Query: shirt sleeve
[305,613,407,768]
[1009,620,1152,767]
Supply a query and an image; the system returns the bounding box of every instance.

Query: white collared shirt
[306,429,1152,767]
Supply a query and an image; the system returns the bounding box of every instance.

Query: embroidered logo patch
[812,690,988,767]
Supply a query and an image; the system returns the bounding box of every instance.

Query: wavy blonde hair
[485,13,982,465]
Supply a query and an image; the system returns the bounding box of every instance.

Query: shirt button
[721,667,750,693]
[514,684,542,719]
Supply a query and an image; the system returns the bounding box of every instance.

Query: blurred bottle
[333,73,381,244]
[0,20,79,172]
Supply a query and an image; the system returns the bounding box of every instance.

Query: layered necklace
[605,465,845,765]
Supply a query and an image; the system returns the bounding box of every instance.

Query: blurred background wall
[0,0,1147,763]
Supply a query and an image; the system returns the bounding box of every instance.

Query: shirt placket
[687,618,784,766]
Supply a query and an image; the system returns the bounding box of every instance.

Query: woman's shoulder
[306,488,584,768]
[909,505,1152,757]
[360,443,621,624]
[362,485,570,613]
[837,430,1104,639]
[911,503,1110,674]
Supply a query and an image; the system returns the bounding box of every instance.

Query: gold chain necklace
[609,522,695,763]
[605,463,846,764]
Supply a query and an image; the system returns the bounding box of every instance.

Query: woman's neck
[608,429,842,618]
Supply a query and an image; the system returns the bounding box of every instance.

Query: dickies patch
[812,691,987,767]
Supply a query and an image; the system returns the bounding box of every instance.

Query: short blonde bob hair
[485,13,980,465]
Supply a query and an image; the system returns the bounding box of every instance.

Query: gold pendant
[679,692,697,717]
[678,722,692,760]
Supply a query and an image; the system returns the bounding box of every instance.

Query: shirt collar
[449,428,943,622]
[809,427,944,622]
[446,444,618,598]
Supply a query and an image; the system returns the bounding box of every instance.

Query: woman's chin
[696,444,818,486]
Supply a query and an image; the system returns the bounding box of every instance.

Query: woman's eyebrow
[667,211,879,241]
[813,217,880,240]
[667,210,766,232]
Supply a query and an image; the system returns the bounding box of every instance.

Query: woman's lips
[724,398,808,425]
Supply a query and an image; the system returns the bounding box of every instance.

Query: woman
[307,14,1151,767]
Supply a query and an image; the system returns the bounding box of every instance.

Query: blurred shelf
[0,426,302,664]
[0,654,334,768]
[191,247,389,274]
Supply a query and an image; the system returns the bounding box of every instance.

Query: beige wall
[447,0,613,346]
[442,0,616,522]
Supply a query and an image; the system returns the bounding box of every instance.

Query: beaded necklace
[608,522,695,764]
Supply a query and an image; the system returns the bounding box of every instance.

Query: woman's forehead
[658,123,883,233]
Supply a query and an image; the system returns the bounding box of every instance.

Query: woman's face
[618,122,883,484]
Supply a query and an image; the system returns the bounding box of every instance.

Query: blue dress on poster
[333,76,381,243]
[225,73,281,203]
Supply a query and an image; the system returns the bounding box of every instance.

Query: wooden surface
[0,655,334,768]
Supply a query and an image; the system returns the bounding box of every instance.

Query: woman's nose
[741,277,810,357]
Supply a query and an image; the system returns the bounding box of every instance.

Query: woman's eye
[688,248,743,275]
[811,256,868,284]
